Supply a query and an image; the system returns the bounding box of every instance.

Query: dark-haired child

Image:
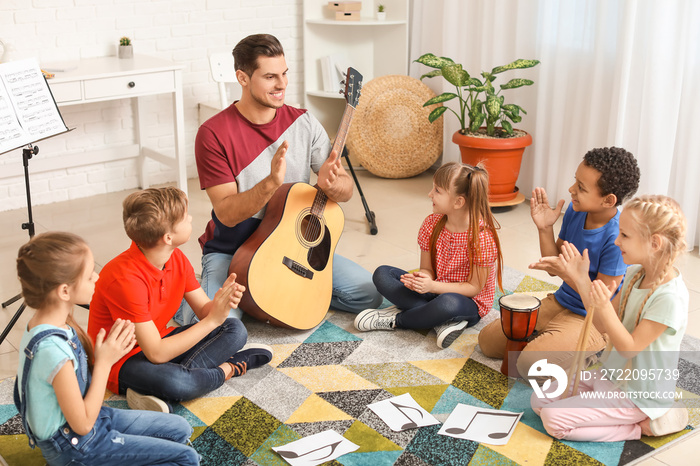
[478,147,640,377]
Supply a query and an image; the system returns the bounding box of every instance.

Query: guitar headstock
[342,67,363,108]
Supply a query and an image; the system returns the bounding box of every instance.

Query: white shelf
[306,90,346,99]
[303,0,409,135]
[306,19,407,26]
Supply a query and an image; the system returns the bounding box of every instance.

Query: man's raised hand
[270,140,289,187]
[317,149,341,193]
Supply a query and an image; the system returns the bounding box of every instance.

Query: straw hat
[347,75,443,178]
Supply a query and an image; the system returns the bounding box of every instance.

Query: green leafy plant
[378,4,385,12]
[415,53,540,137]
[119,36,131,46]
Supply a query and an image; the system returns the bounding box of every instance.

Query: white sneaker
[354,307,400,331]
[649,401,689,436]
[126,388,170,413]
[434,320,468,349]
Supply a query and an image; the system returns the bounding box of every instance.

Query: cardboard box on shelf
[335,10,361,20]
[327,1,362,12]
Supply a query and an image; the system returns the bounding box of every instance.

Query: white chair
[208,52,237,109]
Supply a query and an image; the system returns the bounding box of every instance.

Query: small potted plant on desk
[377,4,386,20]
[415,53,540,204]
[118,36,133,59]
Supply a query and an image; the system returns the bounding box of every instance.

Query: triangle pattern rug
[1,267,698,465]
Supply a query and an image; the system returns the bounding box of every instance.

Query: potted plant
[118,36,133,59]
[415,53,540,203]
[377,4,386,20]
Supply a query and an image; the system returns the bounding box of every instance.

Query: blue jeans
[174,252,382,325]
[373,265,481,329]
[119,318,247,402]
[37,406,199,466]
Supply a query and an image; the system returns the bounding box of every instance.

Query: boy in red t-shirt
[88,187,272,412]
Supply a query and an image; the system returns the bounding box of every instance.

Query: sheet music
[0,58,68,155]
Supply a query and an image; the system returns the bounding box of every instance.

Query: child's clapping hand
[210,273,245,324]
[590,279,616,312]
[94,318,137,367]
[400,271,434,294]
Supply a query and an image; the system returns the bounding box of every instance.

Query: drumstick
[563,306,596,398]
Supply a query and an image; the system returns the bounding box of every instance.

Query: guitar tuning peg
[338,89,345,95]
[339,80,345,86]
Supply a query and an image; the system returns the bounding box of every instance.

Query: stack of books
[319,52,352,93]
[327,1,362,21]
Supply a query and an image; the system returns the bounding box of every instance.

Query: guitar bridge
[282,256,314,280]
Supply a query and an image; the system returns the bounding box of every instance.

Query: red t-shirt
[87,242,200,393]
[417,213,498,317]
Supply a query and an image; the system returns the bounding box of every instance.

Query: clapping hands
[211,273,246,324]
[529,241,589,285]
[400,271,433,294]
[94,318,137,367]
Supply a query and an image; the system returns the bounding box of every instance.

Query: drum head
[499,293,540,311]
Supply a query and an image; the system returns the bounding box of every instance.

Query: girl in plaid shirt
[354,162,503,349]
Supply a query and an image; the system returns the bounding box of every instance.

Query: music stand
[0,58,70,344]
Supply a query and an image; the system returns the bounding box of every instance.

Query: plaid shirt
[417,213,498,317]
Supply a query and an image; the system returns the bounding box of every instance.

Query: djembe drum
[499,294,540,377]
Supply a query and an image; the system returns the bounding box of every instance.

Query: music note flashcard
[439,404,523,445]
[271,430,359,466]
[367,393,440,432]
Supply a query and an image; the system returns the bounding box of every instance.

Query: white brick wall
[0,0,304,212]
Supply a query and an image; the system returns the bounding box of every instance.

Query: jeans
[37,406,199,466]
[174,252,382,325]
[119,318,247,403]
[373,265,481,329]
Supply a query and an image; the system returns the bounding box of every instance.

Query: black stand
[342,147,377,235]
[1,145,39,345]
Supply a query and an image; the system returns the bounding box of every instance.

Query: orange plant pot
[452,130,533,203]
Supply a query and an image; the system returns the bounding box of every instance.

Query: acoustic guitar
[229,67,363,330]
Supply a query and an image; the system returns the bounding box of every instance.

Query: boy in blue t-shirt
[479,147,640,377]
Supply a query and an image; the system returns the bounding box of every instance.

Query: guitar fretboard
[311,103,356,218]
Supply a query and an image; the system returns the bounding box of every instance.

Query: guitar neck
[313,102,355,215]
[331,103,355,158]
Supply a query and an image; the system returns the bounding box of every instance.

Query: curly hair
[583,147,640,206]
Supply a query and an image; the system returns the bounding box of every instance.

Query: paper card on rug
[272,430,359,466]
[439,404,522,445]
[367,392,440,431]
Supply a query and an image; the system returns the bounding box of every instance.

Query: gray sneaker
[434,320,468,348]
[126,388,171,413]
[354,307,400,331]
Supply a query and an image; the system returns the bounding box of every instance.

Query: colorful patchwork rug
[1,268,698,465]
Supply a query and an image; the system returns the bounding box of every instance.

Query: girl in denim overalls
[15,232,199,465]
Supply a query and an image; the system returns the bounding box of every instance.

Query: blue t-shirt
[17,324,77,440]
[555,204,627,315]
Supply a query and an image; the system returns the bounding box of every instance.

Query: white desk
[47,55,187,195]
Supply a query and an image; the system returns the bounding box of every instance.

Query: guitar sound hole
[300,215,322,242]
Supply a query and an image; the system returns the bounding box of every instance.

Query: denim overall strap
[14,328,86,448]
